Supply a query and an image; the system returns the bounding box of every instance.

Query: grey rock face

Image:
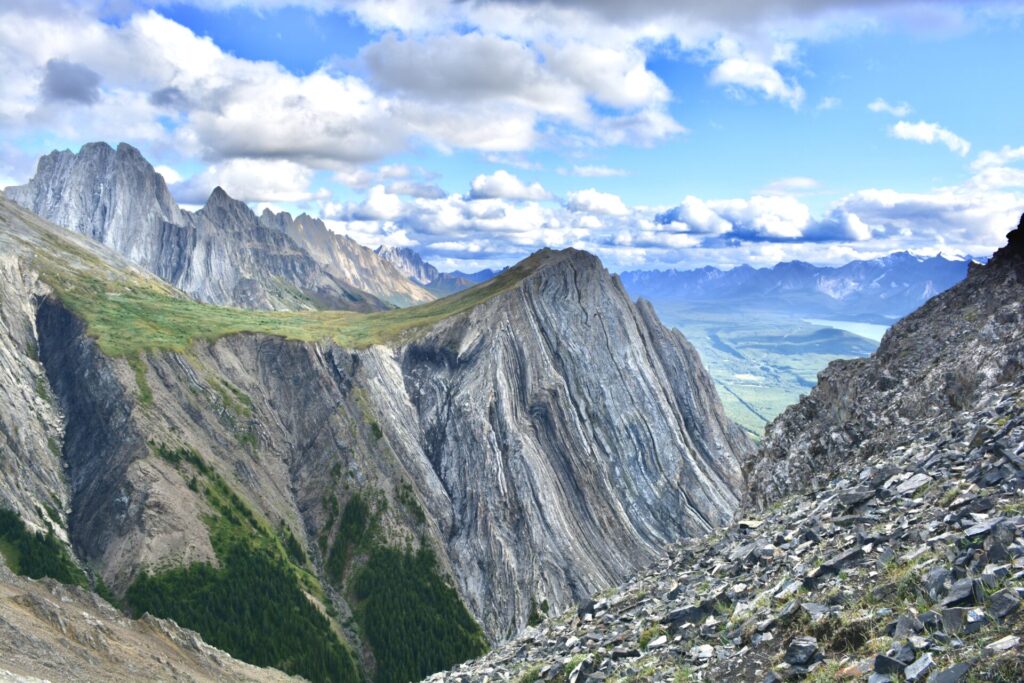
[375,245,481,296]
[400,250,749,635]
[0,253,68,538]
[4,142,401,311]
[5,142,183,263]
[746,216,1024,508]
[264,211,434,306]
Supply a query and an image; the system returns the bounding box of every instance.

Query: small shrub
[638,625,666,649]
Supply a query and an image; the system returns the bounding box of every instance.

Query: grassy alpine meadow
[43,256,536,357]
[4,199,538,359]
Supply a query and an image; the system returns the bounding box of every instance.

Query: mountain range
[5,142,433,311]
[375,245,498,297]
[619,253,970,324]
[0,141,1020,683]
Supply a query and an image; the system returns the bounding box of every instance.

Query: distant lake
[804,318,890,343]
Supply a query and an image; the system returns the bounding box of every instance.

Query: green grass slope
[0,197,546,358]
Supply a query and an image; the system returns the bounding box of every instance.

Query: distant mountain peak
[199,185,258,228]
[205,185,231,204]
[375,244,439,285]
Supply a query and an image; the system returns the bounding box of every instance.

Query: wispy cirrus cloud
[868,97,912,117]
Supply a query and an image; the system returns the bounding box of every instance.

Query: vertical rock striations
[376,244,440,285]
[400,249,750,635]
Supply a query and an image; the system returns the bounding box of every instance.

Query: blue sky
[1,1,1023,272]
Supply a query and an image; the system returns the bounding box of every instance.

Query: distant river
[803,318,890,343]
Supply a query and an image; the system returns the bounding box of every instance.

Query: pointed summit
[199,185,257,230]
[206,186,230,204]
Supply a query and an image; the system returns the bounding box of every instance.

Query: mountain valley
[620,257,970,436]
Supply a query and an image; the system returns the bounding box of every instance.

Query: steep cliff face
[746,215,1024,508]
[263,211,434,307]
[4,142,402,311]
[398,251,749,635]
[3,142,184,264]
[0,196,751,678]
[0,252,68,538]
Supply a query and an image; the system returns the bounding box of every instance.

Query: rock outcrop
[0,196,751,677]
[376,244,440,285]
[3,142,416,311]
[397,250,750,635]
[0,250,68,537]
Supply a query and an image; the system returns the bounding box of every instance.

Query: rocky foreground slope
[0,195,750,681]
[436,220,1024,681]
[4,142,432,311]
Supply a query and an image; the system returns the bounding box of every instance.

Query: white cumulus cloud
[569,165,627,177]
[565,188,629,216]
[709,57,805,109]
[890,120,971,156]
[469,170,551,201]
[172,158,315,204]
[972,145,1024,171]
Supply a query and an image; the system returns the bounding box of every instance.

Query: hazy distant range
[619,253,971,437]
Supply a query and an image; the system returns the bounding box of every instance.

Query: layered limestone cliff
[0,251,68,537]
[747,215,1024,508]
[0,196,751,676]
[3,142,411,311]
